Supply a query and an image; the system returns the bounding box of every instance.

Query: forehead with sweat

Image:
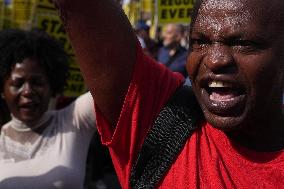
[191,0,284,33]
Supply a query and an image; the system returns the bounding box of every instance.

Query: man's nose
[203,43,236,74]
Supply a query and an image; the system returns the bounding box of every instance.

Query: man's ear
[1,93,5,99]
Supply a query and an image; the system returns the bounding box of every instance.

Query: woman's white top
[0,92,96,189]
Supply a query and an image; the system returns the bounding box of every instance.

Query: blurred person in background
[157,23,188,77]
[0,29,96,189]
[134,20,158,59]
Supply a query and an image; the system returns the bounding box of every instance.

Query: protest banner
[63,64,87,97]
[11,0,36,29]
[32,0,86,97]
[35,13,73,55]
[142,0,153,13]
[156,0,195,25]
[123,1,141,25]
[36,0,54,9]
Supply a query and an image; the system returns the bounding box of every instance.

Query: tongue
[210,90,238,101]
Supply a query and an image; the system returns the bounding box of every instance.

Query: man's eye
[190,38,210,50]
[228,40,261,53]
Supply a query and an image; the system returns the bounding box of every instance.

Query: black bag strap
[130,85,203,189]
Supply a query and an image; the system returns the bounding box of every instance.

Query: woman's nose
[203,43,236,74]
[22,83,34,96]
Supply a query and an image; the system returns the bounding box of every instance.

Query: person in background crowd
[54,0,284,188]
[157,23,188,77]
[137,35,147,52]
[134,20,158,59]
[0,29,96,189]
[180,24,190,49]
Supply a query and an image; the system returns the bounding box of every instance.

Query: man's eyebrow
[190,31,207,38]
[220,31,265,41]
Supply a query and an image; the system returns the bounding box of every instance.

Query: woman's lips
[19,103,38,114]
[200,80,247,116]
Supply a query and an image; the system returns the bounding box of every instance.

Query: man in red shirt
[55,0,284,188]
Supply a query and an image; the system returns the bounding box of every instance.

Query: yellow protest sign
[34,13,86,97]
[157,0,195,25]
[63,65,87,97]
[36,0,54,9]
[2,0,12,29]
[35,14,73,55]
[142,0,153,13]
[123,2,141,25]
[11,0,36,29]
[33,1,85,97]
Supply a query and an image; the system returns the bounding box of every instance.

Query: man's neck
[227,112,284,152]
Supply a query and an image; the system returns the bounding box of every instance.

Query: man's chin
[203,110,245,131]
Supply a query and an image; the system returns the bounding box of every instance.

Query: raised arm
[54,0,137,127]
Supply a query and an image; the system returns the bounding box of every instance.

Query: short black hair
[0,29,69,96]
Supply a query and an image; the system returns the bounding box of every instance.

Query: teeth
[208,81,233,88]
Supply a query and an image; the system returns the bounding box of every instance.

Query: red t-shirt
[95,45,284,189]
